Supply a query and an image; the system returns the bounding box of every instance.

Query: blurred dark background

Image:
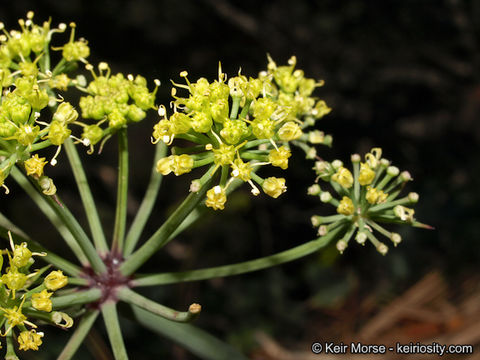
[1,0,479,359]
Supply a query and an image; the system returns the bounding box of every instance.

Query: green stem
[102,302,129,360]
[0,215,82,276]
[5,324,18,360]
[112,129,129,253]
[120,176,214,276]
[29,139,52,152]
[124,142,167,256]
[64,138,109,254]
[43,192,106,273]
[239,99,252,119]
[132,227,343,287]
[127,304,248,360]
[9,167,90,267]
[52,58,67,76]
[229,96,241,120]
[57,310,99,360]
[118,288,200,322]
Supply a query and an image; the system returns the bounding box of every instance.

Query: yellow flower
[358,162,375,186]
[331,167,353,189]
[156,156,174,175]
[365,148,382,169]
[31,289,53,312]
[18,330,43,351]
[277,121,302,141]
[367,188,387,204]
[44,270,68,291]
[1,265,27,294]
[24,154,47,178]
[268,146,291,170]
[205,186,227,210]
[231,159,252,181]
[262,177,287,198]
[337,196,354,215]
[172,155,194,176]
[1,304,27,329]
[12,242,32,268]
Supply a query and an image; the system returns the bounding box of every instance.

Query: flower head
[310,148,430,255]
[152,57,332,209]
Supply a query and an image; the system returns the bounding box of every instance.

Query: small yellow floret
[31,289,53,312]
[205,186,227,210]
[24,154,47,178]
[358,162,375,186]
[44,270,68,291]
[365,186,388,204]
[18,329,43,351]
[172,154,194,176]
[331,167,353,189]
[231,159,252,181]
[262,177,287,198]
[277,121,302,141]
[268,146,291,169]
[12,242,32,268]
[156,156,173,175]
[337,196,355,215]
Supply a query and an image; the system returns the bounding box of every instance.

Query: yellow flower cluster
[0,232,71,354]
[310,148,428,255]
[152,56,332,210]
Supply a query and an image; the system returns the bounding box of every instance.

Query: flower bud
[336,239,348,254]
[355,232,367,245]
[387,166,400,177]
[391,233,402,246]
[320,191,332,203]
[307,184,321,196]
[376,243,388,255]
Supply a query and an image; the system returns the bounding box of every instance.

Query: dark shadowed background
[1,1,479,359]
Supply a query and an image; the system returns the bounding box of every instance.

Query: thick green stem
[229,96,241,120]
[0,215,82,276]
[102,302,129,360]
[118,288,200,322]
[124,142,167,257]
[64,138,109,254]
[112,129,129,253]
[9,167,90,267]
[57,310,99,360]
[132,227,343,287]
[5,324,18,360]
[120,176,214,276]
[127,304,248,360]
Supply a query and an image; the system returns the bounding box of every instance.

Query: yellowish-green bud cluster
[309,148,429,255]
